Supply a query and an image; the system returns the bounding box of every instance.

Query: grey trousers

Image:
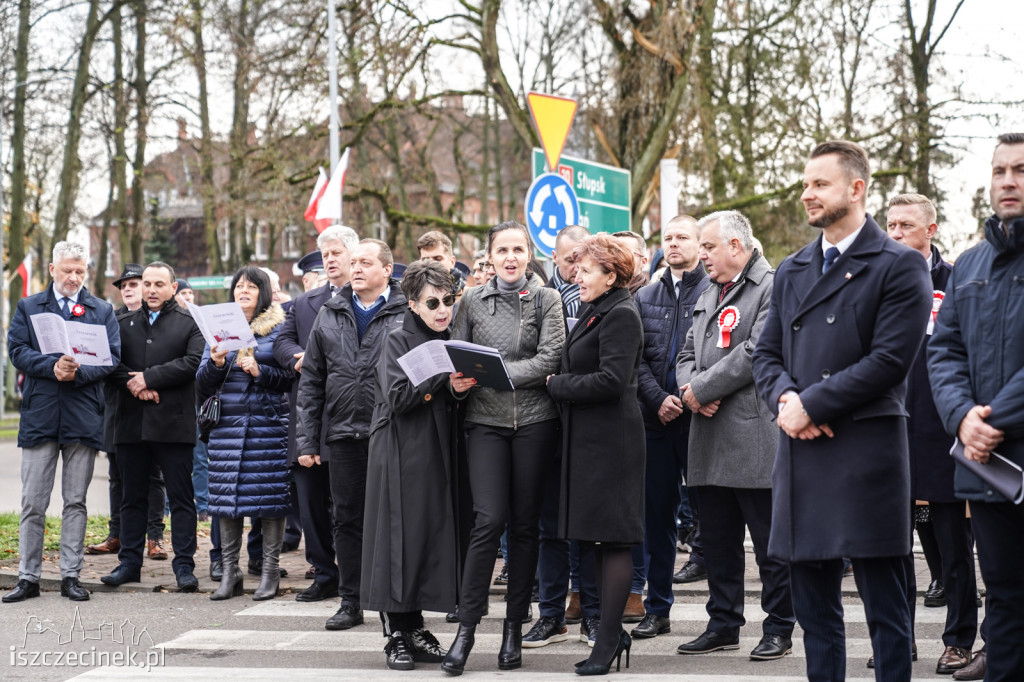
[19,441,96,581]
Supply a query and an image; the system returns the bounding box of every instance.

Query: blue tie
[149,311,159,325]
[60,297,72,320]
[822,246,840,274]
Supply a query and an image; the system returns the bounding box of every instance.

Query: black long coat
[360,314,464,613]
[751,219,932,561]
[908,246,955,502]
[109,299,206,445]
[547,287,645,544]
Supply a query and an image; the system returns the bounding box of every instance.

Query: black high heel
[575,630,631,676]
[441,623,475,676]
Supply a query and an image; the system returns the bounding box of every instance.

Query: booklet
[29,312,114,366]
[397,339,514,391]
[950,439,1024,504]
[186,302,257,352]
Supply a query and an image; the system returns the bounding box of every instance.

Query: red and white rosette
[927,290,945,335]
[717,306,740,348]
[71,303,85,317]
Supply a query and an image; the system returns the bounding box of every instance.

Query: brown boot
[148,539,168,560]
[565,592,581,624]
[623,592,645,623]
[952,650,986,681]
[86,537,121,555]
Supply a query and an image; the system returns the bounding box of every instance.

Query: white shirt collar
[52,284,81,305]
[822,218,867,256]
[353,284,391,311]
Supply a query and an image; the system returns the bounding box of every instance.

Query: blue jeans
[192,428,209,514]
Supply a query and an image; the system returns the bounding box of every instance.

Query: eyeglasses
[420,294,456,310]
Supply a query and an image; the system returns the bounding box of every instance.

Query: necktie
[149,311,159,325]
[822,246,840,274]
[330,285,340,297]
[719,281,734,303]
[60,297,72,320]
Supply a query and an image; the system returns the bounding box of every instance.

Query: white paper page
[444,339,502,355]
[29,312,72,356]
[65,321,114,366]
[397,339,456,386]
[188,302,257,351]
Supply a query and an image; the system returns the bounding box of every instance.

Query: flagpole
[326,0,340,174]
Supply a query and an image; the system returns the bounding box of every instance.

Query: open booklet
[397,339,514,391]
[950,439,1024,505]
[29,312,114,366]
[185,302,257,352]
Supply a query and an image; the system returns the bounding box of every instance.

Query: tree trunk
[8,0,31,313]
[227,0,254,270]
[189,0,221,273]
[52,0,103,247]
[130,0,148,264]
[112,1,130,272]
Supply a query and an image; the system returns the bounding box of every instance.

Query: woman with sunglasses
[442,221,565,675]
[361,260,475,671]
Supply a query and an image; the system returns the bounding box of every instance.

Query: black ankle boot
[498,619,522,670]
[441,623,476,676]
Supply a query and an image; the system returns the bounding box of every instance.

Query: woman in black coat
[361,261,475,671]
[547,234,645,676]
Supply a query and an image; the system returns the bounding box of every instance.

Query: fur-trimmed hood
[235,303,286,363]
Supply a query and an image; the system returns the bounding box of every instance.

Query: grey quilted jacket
[452,273,565,428]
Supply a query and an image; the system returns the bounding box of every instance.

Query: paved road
[0,585,973,680]
[0,439,111,517]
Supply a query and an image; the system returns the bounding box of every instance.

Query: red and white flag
[15,253,32,298]
[304,167,330,231]
[315,147,350,231]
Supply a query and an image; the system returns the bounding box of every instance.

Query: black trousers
[107,451,166,541]
[328,439,369,605]
[696,486,794,638]
[294,461,338,588]
[791,556,912,682]
[116,441,197,576]
[458,420,558,624]
[537,447,570,621]
[970,501,1024,681]
[380,611,424,636]
[285,480,303,548]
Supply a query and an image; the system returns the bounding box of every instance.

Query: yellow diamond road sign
[527,92,578,173]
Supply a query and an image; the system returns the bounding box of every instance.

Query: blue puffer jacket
[635,267,710,430]
[928,214,1024,502]
[196,304,292,518]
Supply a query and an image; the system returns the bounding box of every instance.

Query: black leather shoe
[749,634,792,660]
[631,613,671,639]
[176,571,199,593]
[209,559,223,581]
[579,615,600,647]
[247,561,287,578]
[3,579,41,603]
[924,579,947,607]
[100,565,141,587]
[498,619,522,670]
[324,602,363,630]
[295,582,339,602]
[673,561,707,583]
[523,616,570,648]
[441,623,475,676]
[408,628,447,663]
[60,577,90,601]
[385,632,415,671]
[677,630,740,655]
[445,608,460,623]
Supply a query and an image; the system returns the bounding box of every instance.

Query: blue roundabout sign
[525,172,580,258]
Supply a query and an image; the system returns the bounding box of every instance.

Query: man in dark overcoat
[101,262,206,592]
[928,133,1024,681]
[751,140,932,681]
[676,210,794,661]
[885,193,978,675]
[273,225,358,602]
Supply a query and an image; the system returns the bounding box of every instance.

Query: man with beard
[751,140,931,681]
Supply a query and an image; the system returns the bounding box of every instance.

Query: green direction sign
[531,148,631,233]
[188,275,232,290]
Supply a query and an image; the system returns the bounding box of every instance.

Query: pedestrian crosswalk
[68,593,974,680]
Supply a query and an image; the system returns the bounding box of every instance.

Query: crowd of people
[4,134,1024,682]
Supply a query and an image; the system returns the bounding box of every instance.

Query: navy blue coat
[634,268,710,431]
[751,218,932,561]
[928,215,1024,502]
[9,285,120,450]
[196,305,292,518]
[272,283,332,464]
[907,246,955,502]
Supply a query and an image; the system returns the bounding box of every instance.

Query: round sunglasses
[419,294,456,310]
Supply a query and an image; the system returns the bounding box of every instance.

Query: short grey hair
[52,241,88,264]
[698,210,755,253]
[317,224,359,252]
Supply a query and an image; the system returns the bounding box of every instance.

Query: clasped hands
[678,384,721,419]
[778,393,833,440]
[958,405,1003,463]
[125,371,160,403]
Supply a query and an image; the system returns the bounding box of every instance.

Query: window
[217,221,231,261]
[253,222,269,260]
[281,225,302,258]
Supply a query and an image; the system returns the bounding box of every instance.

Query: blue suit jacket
[751,216,932,561]
[9,285,120,450]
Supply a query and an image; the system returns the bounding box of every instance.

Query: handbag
[197,358,233,443]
